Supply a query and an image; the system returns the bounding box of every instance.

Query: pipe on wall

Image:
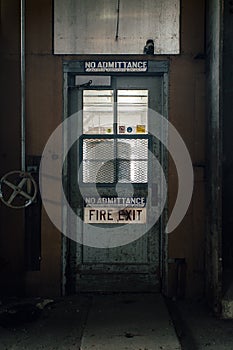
[20,0,26,172]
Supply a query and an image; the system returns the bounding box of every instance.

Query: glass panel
[117,90,148,134]
[83,90,114,134]
[54,0,180,55]
[81,89,149,184]
[117,139,148,160]
[118,161,148,183]
[83,139,115,183]
[117,139,148,183]
[83,160,115,183]
[82,138,148,183]
[83,139,114,160]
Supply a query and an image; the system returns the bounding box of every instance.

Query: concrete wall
[0,0,206,298]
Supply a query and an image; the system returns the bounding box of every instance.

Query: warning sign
[119,125,125,133]
[84,207,146,224]
[85,196,146,208]
[136,124,146,133]
[84,61,148,73]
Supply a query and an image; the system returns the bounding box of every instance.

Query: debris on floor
[1,295,233,350]
[0,298,55,329]
[36,299,54,310]
[0,302,42,328]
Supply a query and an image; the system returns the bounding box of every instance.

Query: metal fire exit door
[65,69,168,293]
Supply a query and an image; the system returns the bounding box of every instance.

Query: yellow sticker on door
[136,124,146,133]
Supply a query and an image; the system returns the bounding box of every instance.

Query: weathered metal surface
[205,0,223,312]
[222,0,233,305]
[63,72,167,292]
[54,0,180,54]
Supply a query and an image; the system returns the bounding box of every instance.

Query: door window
[83,90,114,134]
[117,90,148,134]
[82,89,149,184]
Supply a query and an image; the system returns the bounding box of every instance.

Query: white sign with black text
[84,207,146,224]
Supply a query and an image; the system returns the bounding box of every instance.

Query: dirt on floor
[0,295,91,350]
[0,295,233,350]
[167,298,233,350]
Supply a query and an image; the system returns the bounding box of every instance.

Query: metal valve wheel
[0,171,37,209]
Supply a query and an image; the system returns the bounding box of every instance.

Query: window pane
[83,139,114,160]
[83,139,115,183]
[117,139,148,159]
[83,160,115,183]
[118,161,148,183]
[82,88,149,184]
[83,90,114,134]
[117,139,148,183]
[83,138,148,183]
[117,90,148,134]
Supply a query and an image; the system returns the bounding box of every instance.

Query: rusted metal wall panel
[54,0,180,54]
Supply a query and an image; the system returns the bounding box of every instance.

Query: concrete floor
[81,294,181,350]
[0,295,90,350]
[0,294,233,350]
[168,298,233,350]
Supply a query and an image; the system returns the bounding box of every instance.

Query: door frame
[62,60,169,295]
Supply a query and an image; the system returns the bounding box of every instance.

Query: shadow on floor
[167,298,233,350]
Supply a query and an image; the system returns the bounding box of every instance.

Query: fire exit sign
[84,207,146,224]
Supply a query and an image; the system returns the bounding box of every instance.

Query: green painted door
[66,75,166,292]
